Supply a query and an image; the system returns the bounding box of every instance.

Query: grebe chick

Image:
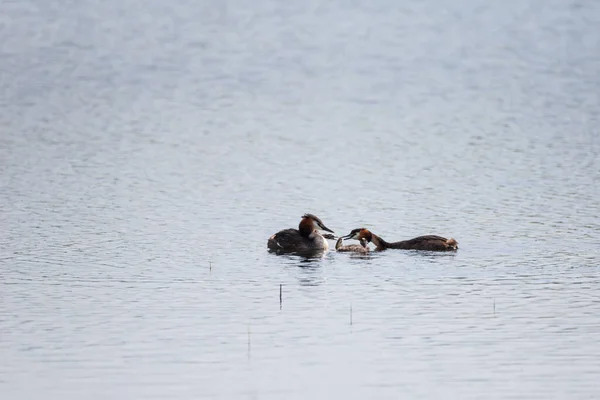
[341,228,458,252]
[335,237,369,253]
[267,214,335,254]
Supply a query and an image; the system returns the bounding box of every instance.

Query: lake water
[1,0,600,398]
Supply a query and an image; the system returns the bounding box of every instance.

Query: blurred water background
[1,0,599,398]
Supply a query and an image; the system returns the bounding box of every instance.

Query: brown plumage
[341,228,458,252]
[335,237,369,253]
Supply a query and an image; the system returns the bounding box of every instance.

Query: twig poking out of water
[493,298,496,314]
[350,304,353,326]
[247,323,251,358]
[279,284,282,309]
[209,261,212,272]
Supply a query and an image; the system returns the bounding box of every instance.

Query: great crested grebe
[267,214,335,253]
[335,237,369,253]
[341,228,458,252]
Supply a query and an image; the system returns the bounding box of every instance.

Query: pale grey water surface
[1,0,600,399]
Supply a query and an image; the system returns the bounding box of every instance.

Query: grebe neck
[371,233,389,250]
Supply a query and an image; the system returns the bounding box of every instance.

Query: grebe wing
[396,235,456,251]
[267,229,306,251]
[407,235,449,242]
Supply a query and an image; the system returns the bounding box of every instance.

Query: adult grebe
[341,228,458,252]
[267,214,335,253]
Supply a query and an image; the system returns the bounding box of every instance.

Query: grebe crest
[342,228,372,242]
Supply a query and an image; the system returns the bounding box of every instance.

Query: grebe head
[300,213,334,233]
[341,228,372,242]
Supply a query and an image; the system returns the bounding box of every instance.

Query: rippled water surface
[2,0,600,399]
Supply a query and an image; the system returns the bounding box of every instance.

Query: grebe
[335,237,369,253]
[267,214,335,253]
[341,228,458,252]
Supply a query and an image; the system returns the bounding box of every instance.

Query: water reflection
[344,252,373,261]
[288,259,326,287]
[267,248,327,260]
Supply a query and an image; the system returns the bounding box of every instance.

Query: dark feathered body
[380,235,458,251]
[267,228,329,252]
[267,214,334,254]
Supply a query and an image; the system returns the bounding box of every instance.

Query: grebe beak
[340,233,353,240]
[321,225,334,233]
